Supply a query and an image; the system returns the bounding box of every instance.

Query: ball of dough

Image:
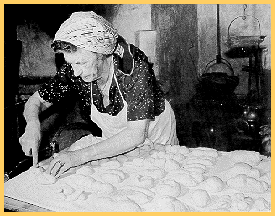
[113,200,142,212]
[116,155,129,163]
[76,166,94,176]
[178,146,190,155]
[127,191,152,205]
[191,148,218,158]
[150,196,188,212]
[260,172,271,185]
[154,143,166,151]
[87,181,114,194]
[251,198,271,211]
[168,145,181,154]
[230,150,261,166]
[221,162,260,181]
[154,180,181,197]
[136,176,155,188]
[100,160,121,169]
[100,173,123,184]
[166,172,198,187]
[189,172,204,184]
[227,174,268,193]
[164,159,181,171]
[153,158,166,168]
[64,174,95,188]
[191,189,211,207]
[173,154,185,163]
[132,158,144,166]
[35,171,56,185]
[202,176,225,193]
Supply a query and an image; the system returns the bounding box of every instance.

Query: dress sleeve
[38,63,73,104]
[126,57,164,121]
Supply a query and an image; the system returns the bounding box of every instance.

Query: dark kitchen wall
[152,4,199,106]
[151,5,199,146]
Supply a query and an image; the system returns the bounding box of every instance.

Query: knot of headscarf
[54,11,118,55]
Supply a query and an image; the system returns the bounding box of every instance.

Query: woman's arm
[23,91,52,122]
[76,118,149,162]
[47,119,149,176]
[19,91,52,165]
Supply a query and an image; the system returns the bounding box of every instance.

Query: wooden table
[4,196,52,212]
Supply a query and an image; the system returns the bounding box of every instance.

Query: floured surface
[4,146,271,212]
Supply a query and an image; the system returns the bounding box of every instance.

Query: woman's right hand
[19,120,41,166]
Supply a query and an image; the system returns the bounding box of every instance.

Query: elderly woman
[19,11,178,177]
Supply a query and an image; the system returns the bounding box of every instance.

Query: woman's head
[51,11,117,82]
[52,40,106,83]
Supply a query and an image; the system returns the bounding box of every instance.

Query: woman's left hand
[45,150,80,178]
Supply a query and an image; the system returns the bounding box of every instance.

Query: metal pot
[198,58,239,97]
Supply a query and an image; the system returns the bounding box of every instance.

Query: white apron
[69,58,178,151]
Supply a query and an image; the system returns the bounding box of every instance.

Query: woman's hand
[19,120,41,166]
[46,150,80,178]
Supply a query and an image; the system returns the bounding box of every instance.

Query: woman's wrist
[69,150,83,167]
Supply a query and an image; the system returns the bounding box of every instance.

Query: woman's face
[63,49,102,82]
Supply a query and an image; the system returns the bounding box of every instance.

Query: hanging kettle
[198,4,239,97]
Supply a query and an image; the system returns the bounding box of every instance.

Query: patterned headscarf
[54,11,118,55]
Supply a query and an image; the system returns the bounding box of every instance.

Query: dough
[165,172,198,187]
[259,172,271,185]
[220,162,260,181]
[184,163,206,170]
[191,189,211,207]
[100,173,123,184]
[227,174,269,193]
[132,158,144,166]
[173,154,185,163]
[65,189,84,201]
[138,169,166,179]
[153,143,166,151]
[63,174,95,189]
[208,195,232,210]
[190,149,218,158]
[133,175,155,188]
[251,198,271,211]
[184,167,205,174]
[178,146,190,155]
[35,170,56,185]
[189,172,204,184]
[200,176,225,193]
[101,169,126,180]
[100,160,121,169]
[145,195,188,212]
[231,194,254,211]
[116,154,129,163]
[86,197,142,212]
[229,150,261,166]
[165,145,181,154]
[113,200,142,212]
[154,179,181,197]
[164,159,181,171]
[85,181,114,194]
[185,158,214,167]
[153,158,166,168]
[117,189,152,205]
[122,185,154,197]
[75,166,94,176]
